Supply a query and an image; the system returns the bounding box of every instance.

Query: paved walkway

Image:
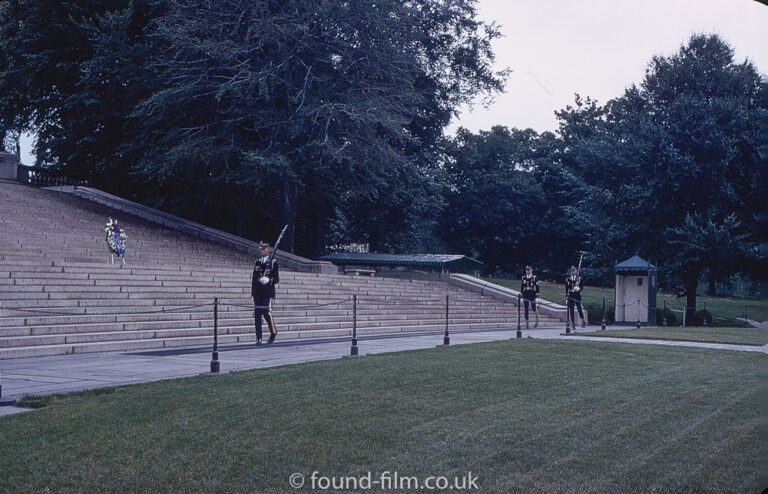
[1,326,766,413]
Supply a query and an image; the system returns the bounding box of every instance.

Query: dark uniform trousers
[565,275,585,326]
[521,275,539,323]
[252,259,279,340]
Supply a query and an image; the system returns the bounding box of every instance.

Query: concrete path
[746,319,768,330]
[1,326,765,410]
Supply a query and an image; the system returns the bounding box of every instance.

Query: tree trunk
[685,274,698,327]
[282,181,298,253]
[707,272,716,296]
[308,203,325,260]
[234,196,247,238]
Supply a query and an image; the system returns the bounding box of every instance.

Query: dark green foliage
[0,0,505,256]
[694,309,713,326]
[441,126,546,272]
[585,302,614,324]
[656,307,677,326]
[561,34,764,320]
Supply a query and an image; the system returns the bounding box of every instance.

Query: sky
[448,0,768,134]
[18,0,768,164]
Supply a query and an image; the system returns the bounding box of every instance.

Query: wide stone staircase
[0,182,560,359]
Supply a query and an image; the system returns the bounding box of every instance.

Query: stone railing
[17,165,87,187]
[50,185,336,274]
[449,274,571,322]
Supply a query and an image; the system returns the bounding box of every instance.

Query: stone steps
[0,321,524,359]
[0,182,547,358]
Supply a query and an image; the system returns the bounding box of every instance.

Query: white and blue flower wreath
[104,218,128,255]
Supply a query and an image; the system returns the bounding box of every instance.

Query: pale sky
[450,0,768,134]
[19,0,768,164]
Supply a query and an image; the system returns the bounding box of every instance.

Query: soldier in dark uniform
[565,266,586,328]
[251,242,279,345]
[520,265,540,328]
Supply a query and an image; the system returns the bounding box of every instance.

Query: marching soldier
[251,242,279,345]
[565,266,586,328]
[520,265,540,328]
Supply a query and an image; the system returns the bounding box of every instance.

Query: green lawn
[579,327,768,346]
[483,277,768,324]
[0,340,762,493]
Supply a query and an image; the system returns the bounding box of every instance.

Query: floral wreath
[104,218,128,254]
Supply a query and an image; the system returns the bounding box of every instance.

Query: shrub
[584,303,614,324]
[694,309,713,326]
[656,307,677,326]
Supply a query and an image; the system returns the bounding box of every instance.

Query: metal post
[744,306,748,328]
[516,294,522,339]
[563,298,571,335]
[210,298,220,373]
[443,294,450,346]
[350,295,359,356]
[662,300,667,327]
[601,297,606,331]
[0,371,13,406]
[701,302,707,327]
[636,299,641,328]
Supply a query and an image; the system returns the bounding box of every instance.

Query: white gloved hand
[573,286,580,292]
[259,276,270,285]
[250,296,254,304]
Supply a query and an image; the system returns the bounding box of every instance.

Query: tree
[568,34,764,323]
[0,0,505,257]
[0,0,163,184]
[442,126,545,273]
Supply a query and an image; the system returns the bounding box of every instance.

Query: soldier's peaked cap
[570,266,577,270]
[525,265,532,270]
[259,242,271,249]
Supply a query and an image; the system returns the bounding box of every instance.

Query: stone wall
[0,152,19,181]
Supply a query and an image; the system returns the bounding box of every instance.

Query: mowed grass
[580,327,768,346]
[484,277,768,323]
[0,340,762,493]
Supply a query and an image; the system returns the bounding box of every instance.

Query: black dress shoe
[256,339,262,346]
[267,334,276,344]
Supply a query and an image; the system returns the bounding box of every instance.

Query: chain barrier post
[350,295,359,356]
[662,300,667,327]
[744,305,748,328]
[442,294,450,346]
[210,298,220,373]
[601,297,606,331]
[516,294,522,339]
[0,371,13,406]
[563,297,572,335]
[636,299,641,328]
[701,302,707,327]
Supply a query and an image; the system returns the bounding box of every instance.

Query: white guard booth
[614,254,657,325]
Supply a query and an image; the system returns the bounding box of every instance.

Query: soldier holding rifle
[252,242,280,345]
[251,227,287,345]
[521,265,540,328]
[565,265,586,329]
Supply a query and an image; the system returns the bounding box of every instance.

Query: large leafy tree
[441,126,546,273]
[0,0,504,256]
[568,34,764,323]
[0,0,163,183]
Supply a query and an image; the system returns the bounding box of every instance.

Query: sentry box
[614,254,657,326]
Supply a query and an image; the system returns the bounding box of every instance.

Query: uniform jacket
[521,274,540,300]
[252,258,279,299]
[565,275,583,302]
